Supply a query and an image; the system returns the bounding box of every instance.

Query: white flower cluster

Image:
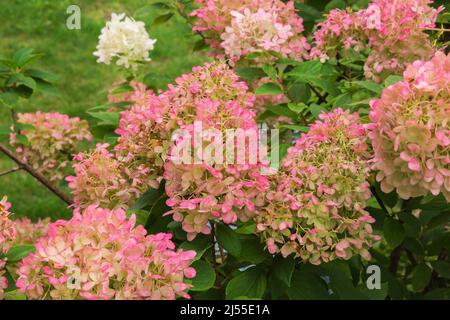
[94,13,157,69]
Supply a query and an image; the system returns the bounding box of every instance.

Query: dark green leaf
[383,218,405,248]
[226,267,267,299]
[411,263,432,291]
[287,268,330,300]
[272,255,295,287]
[215,223,241,258]
[180,235,212,262]
[190,260,216,291]
[432,261,450,279]
[235,67,265,82]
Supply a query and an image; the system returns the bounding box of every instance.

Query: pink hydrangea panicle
[255,109,380,264]
[9,112,92,182]
[0,196,16,254]
[0,196,16,300]
[311,8,367,62]
[67,143,151,210]
[114,90,176,189]
[359,0,442,82]
[369,51,450,201]
[163,62,269,240]
[192,0,309,64]
[12,217,50,246]
[16,205,196,300]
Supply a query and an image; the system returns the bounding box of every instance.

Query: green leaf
[255,82,283,96]
[87,111,120,126]
[264,104,298,119]
[5,245,35,263]
[288,61,339,96]
[226,267,267,299]
[131,187,163,210]
[360,282,389,300]
[432,261,450,279]
[110,82,134,95]
[287,268,330,300]
[237,238,270,264]
[13,48,43,68]
[353,80,383,95]
[279,124,309,132]
[153,13,174,26]
[24,68,58,83]
[403,237,424,256]
[384,75,403,87]
[411,263,432,291]
[0,91,19,108]
[6,74,36,91]
[190,260,216,292]
[215,223,241,258]
[272,255,295,287]
[235,221,256,235]
[424,288,450,300]
[193,39,209,52]
[325,0,346,12]
[262,64,277,81]
[310,103,328,119]
[180,235,212,262]
[328,266,369,300]
[287,83,310,103]
[235,67,265,82]
[383,218,405,248]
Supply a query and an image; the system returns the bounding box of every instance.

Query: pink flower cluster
[311,0,443,82]
[12,217,50,246]
[163,62,269,240]
[369,51,450,201]
[67,144,152,210]
[114,91,176,190]
[16,205,196,300]
[310,8,368,62]
[255,109,380,264]
[10,112,92,182]
[360,0,442,82]
[0,197,16,299]
[191,0,310,64]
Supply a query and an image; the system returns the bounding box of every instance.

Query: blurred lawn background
[0,0,206,220]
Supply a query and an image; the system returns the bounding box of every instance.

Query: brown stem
[389,245,403,274]
[0,143,73,205]
[0,166,22,177]
[307,84,327,104]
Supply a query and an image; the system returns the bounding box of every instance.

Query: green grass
[0,0,206,220]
